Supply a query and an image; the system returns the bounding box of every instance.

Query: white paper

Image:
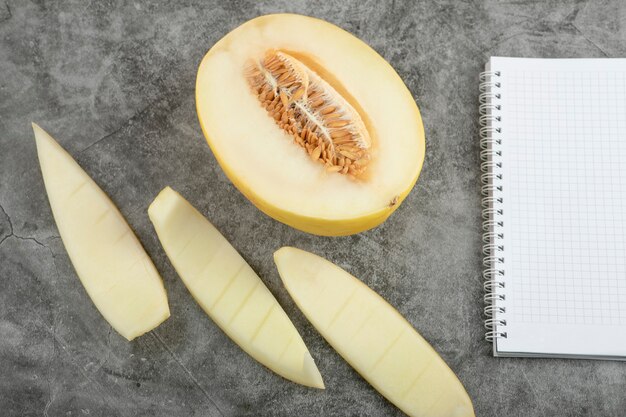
[488,57,626,358]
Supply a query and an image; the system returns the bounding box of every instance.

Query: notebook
[480,57,626,359]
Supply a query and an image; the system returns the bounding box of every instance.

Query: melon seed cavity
[245,50,371,179]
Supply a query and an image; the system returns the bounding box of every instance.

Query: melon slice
[147,187,324,389]
[274,247,474,417]
[32,123,170,341]
[196,14,425,236]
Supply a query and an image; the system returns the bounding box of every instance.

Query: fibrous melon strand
[245,50,371,178]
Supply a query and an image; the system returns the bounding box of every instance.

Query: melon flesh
[148,187,324,389]
[32,123,170,341]
[274,247,474,417]
[196,14,425,236]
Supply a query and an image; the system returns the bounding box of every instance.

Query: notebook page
[491,57,626,357]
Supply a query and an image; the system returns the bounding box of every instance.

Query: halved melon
[196,14,425,236]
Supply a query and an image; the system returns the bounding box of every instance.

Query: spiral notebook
[480,57,626,359]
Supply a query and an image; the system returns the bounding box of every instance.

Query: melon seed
[245,50,371,178]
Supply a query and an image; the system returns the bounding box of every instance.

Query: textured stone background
[1,1,625,416]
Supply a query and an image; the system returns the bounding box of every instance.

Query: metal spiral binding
[479,70,507,342]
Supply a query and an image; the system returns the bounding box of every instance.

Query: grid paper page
[491,57,626,358]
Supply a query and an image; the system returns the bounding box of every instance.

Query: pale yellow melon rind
[196,13,425,236]
[273,247,475,417]
[148,187,324,388]
[32,123,170,341]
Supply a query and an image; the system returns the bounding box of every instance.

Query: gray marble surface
[1,1,625,416]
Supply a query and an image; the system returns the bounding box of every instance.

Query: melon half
[196,14,425,236]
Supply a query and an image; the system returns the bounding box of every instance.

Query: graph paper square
[488,58,626,358]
